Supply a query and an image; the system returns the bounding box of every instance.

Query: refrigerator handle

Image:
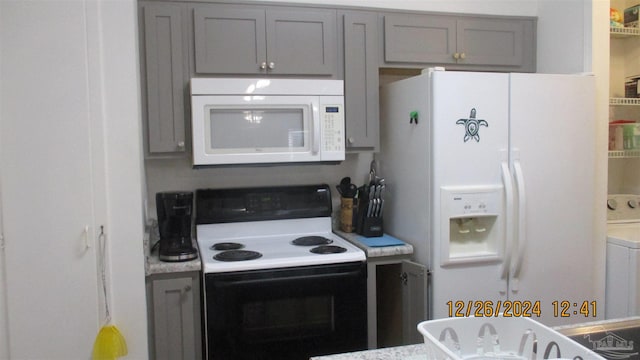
[499,155,515,293]
[511,157,527,292]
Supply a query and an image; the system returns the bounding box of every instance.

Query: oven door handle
[213,269,364,287]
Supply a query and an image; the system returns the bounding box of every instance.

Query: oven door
[204,262,367,360]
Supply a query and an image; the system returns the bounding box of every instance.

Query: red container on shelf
[609,120,638,150]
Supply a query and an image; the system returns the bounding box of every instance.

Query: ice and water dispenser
[439,186,504,266]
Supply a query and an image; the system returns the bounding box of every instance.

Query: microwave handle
[312,102,320,154]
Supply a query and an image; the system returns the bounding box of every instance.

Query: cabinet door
[383,14,456,64]
[456,18,525,67]
[1,1,99,357]
[266,8,337,76]
[151,275,201,360]
[343,11,379,150]
[402,260,427,345]
[141,3,188,154]
[193,5,267,74]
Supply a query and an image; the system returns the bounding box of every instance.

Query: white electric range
[194,184,368,360]
[196,217,364,273]
[196,185,366,273]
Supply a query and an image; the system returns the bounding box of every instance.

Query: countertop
[144,226,413,276]
[144,227,411,276]
[334,230,414,258]
[310,344,427,360]
[144,225,201,276]
[311,317,640,360]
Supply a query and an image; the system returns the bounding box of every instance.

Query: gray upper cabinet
[342,11,379,151]
[139,2,189,155]
[193,4,337,76]
[384,14,457,65]
[456,17,525,67]
[382,13,536,72]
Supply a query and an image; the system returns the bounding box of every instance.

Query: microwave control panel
[320,104,345,156]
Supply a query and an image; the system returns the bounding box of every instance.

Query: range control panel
[607,194,640,221]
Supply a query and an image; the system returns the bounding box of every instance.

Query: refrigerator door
[379,73,432,268]
[430,71,510,318]
[508,73,598,326]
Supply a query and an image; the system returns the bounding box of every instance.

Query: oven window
[242,296,334,339]
[208,108,305,151]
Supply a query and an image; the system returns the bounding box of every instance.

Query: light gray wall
[145,153,375,219]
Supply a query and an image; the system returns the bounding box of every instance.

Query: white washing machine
[606,194,640,319]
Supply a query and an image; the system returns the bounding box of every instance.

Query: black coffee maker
[156,191,197,262]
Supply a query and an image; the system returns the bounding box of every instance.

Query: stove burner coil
[292,236,333,246]
[310,245,347,254]
[211,242,244,251]
[214,250,262,262]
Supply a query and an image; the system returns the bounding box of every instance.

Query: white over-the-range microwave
[190,78,345,166]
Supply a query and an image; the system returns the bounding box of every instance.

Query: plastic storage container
[609,120,640,150]
[417,316,605,360]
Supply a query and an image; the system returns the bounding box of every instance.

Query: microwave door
[192,96,321,165]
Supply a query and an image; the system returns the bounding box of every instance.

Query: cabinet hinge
[0,234,4,251]
[400,272,408,285]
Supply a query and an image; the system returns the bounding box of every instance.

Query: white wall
[536,0,592,74]
[0,0,148,358]
[88,1,149,358]
[590,0,611,320]
[256,0,538,16]
[0,1,6,356]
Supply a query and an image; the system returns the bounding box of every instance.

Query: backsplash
[144,152,375,220]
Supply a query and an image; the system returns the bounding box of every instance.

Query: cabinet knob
[184,285,192,292]
[260,62,267,70]
[177,141,185,149]
[268,62,275,70]
[453,53,460,60]
[348,137,355,144]
[460,52,466,60]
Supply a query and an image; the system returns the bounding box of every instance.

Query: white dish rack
[417,316,605,360]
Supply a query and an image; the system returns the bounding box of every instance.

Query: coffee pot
[156,191,197,262]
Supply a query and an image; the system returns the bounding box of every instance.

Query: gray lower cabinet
[368,257,427,349]
[382,13,536,72]
[147,272,202,360]
[341,11,379,151]
[192,4,337,76]
[139,2,189,155]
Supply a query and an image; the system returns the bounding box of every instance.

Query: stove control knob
[629,199,638,209]
[607,199,618,211]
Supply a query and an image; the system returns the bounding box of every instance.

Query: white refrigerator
[379,69,601,326]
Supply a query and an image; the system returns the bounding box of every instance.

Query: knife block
[355,195,383,237]
[357,216,383,237]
